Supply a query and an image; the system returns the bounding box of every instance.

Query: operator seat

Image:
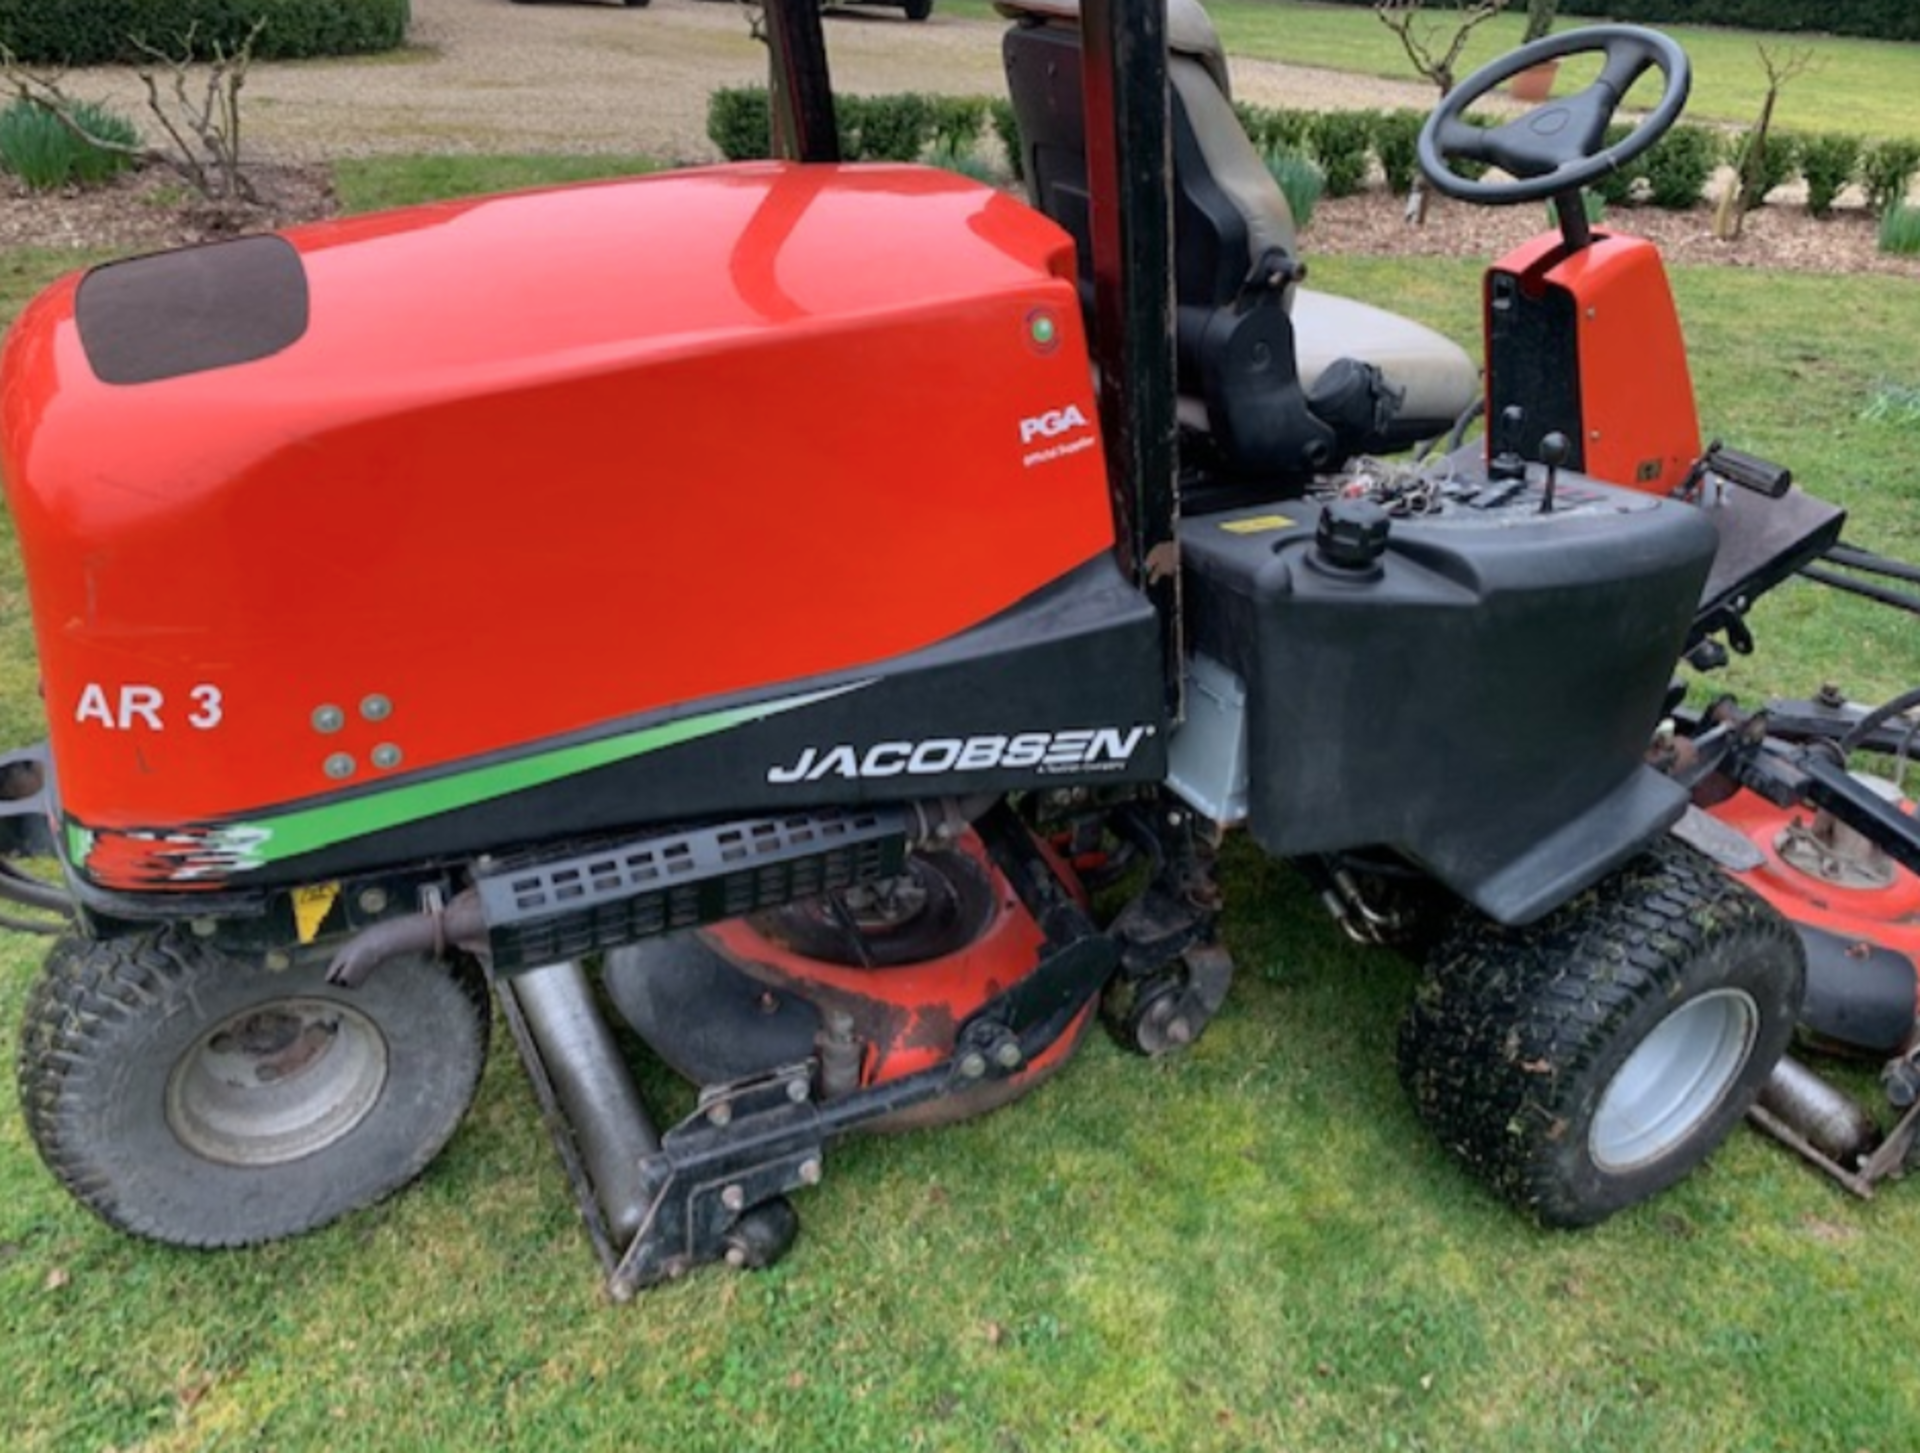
[997,0,1479,479]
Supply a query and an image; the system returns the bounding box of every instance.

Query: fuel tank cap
[1312,499,1391,577]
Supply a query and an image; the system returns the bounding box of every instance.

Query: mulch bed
[1309,189,1917,278]
[0,163,335,255]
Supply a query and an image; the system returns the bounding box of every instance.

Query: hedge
[1308,0,1920,44]
[1553,0,1920,42]
[708,86,770,163]
[1862,139,1920,212]
[0,0,411,65]
[710,86,1911,215]
[707,90,952,166]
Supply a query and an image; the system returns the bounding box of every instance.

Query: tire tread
[1399,837,1802,1226]
[16,929,490,1247]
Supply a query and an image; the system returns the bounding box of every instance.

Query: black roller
[508,960,660,1245]
[1797,926,1918,1057]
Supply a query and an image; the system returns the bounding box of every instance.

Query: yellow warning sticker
[1220,514,1294,535]
[293,881,341,945]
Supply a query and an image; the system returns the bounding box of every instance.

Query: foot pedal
[1706,442,1792,499]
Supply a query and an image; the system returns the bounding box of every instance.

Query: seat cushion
[1291,289,1480,437]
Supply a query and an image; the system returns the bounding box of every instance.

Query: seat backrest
[1000,0,1339,476]
[1001,0,1298,310]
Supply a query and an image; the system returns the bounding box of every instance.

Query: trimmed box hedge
[1554,0,1920,42]
[0,0,411,66]
[1308,0,1920,44]
[709,84,1908,216]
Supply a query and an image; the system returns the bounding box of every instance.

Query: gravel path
[61,0,1445,163]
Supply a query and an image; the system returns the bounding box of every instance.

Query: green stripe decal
[223,682,869,868]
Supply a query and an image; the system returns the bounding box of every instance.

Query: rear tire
[1399,836,1802,1227]
[903,0,933,18]
[17,929,490,1247]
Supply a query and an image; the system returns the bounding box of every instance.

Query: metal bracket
[608,950,1119,1298]
[611,1062,830,1297]
[1750,1097,1920,1200]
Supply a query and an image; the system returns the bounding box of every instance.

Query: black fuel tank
[1182,469,1719,923]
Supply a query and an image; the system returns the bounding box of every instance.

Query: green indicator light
[1032,316,1056,345]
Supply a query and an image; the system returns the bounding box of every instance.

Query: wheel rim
[167,998,390,1167]
[1589,988,1758,1173]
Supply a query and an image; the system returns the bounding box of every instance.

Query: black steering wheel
[1417,26,1691,206]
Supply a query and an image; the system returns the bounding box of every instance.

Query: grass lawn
[945,0,1920,140]
[332,154,661,212]
[1,156,1919,1450]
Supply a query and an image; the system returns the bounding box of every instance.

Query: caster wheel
[724,1196,800,1271]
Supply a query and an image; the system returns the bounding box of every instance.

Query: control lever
[1537,431,1570,515]
[1488,405,1527,482]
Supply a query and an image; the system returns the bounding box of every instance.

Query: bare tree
[1375,0,1509,223]
[1712,44,1815,241]
[1375,0,1509,99]
[1,20,266,205]
[738,0,801,159]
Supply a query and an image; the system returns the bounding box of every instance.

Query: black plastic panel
[1183,473,1718,922]
[1693,483,1845,638]
[1798,924,1917,1056]
[76,236,309,385]
[478,810,908,972]
[1486,266,1583,468]
[174,555,1162,891]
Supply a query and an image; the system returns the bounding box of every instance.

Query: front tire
[17,929,490,1247]
[1399,837,1802,1227]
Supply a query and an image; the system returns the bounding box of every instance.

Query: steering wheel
[1417,26,1691,206]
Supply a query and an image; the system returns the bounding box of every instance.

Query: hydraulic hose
[0,861,75,919]
[1838,686,1920,758]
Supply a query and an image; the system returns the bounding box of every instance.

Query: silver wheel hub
[167,998,389,1167]
[1590,987,1758,1173]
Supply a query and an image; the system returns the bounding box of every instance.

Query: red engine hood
[0,163,1116,843]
